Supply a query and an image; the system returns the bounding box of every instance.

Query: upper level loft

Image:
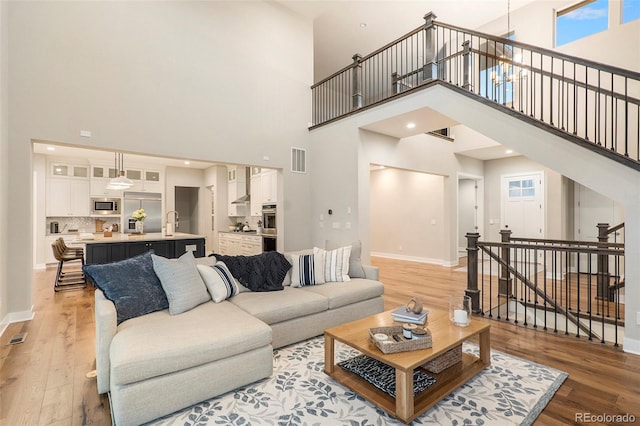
[310,12,640,170]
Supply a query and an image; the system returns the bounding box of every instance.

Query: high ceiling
[278,0,535,82]
[36,1,534,164]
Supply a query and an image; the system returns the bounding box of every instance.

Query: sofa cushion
[326,240,366,278]
[229,286,328,324]
[152,251,211,315]
[197,261,240,302]
[110,301,271,386]
[298,278,385,309]
[83,251,168,325]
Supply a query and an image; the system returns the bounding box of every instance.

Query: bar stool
[51,238,87,292]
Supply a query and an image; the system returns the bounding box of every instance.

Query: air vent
[291,147,307,173]
[8,333,27,345]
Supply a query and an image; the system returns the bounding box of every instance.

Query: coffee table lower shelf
[326,352,488,423]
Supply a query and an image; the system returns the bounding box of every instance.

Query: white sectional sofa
[93,252,384,425]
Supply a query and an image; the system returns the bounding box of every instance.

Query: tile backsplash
[47,217,120,234]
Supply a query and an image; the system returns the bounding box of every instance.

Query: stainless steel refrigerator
[123,192,162,234]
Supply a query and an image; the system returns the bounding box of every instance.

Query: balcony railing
[465,225,624,346]
[311,12,640,169]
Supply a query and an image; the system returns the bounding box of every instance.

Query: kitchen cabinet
[219,232,241,255]
[84,237,205,265]
[46,178,90,217]
[124,168,163,192]
[261,169,277,203]
[250,174,263,217]
[219,233,261,256]
[51,163,89,178]
[126,240,174,258]
[227,166,247,217]
[90,179,123,197]
[241,235,262,255]
[84,242,127,265]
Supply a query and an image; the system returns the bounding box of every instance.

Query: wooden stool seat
[51,238,87,292]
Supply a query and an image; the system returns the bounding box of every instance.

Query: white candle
[454,309,468,324]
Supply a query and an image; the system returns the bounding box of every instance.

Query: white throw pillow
[290,252,326,287]
[314,245,351,282]
[197,261,240,302]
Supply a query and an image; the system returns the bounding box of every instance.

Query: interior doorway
[175,186,199,234]
[457,174,484,256]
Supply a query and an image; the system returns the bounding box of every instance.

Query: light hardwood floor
[1,258,639,425]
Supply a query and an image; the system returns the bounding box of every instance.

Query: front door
[501,172,544,239]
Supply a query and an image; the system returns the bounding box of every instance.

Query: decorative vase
[135,221,144,234]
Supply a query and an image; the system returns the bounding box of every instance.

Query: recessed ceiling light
[505,149,514,154]
[184,161,191,165]
[406,123,416,129]
[360,23,367,28]
[47,146,55,151]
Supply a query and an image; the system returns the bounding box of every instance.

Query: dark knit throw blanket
[210,251,291,292]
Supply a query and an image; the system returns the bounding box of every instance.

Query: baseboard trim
[371,252,458,267]
[0,307,35,337]
[623,336,640,355]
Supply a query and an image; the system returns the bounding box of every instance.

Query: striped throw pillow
[197,261,239,302]
[291,252,326,287]
[315,245,351,282]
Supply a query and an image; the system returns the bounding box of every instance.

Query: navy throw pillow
[83,251,169,324]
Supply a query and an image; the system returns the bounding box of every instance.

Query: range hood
[231,194,250,204]
[231,167,251,204]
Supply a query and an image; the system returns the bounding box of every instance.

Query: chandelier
[106,152,134,190]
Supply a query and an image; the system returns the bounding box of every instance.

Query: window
[508,178,536,199]
[623,0,640,23]
[556,0,609,46]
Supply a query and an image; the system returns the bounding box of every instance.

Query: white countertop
[72,232,205,244]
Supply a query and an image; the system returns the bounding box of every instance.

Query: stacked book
[391,306,428,325]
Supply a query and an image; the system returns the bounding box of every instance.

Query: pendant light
[107,152,134,190]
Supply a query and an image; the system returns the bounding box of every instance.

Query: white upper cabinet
[47,178,90,217]
[51,163,89,178]
[261,169,277,204]
[250,174,263,217]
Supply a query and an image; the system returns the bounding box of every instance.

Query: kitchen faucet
[166,210,179,235]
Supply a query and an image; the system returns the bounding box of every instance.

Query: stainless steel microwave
[91,197,121,215]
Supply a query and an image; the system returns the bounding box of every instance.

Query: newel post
[499,228,513,298]
[465,232,481,313]
[462,40,471,90]
[423,12,438,81]
[597,223,611,300]
[352,53,363,109]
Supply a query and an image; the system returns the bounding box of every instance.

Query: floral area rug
[147,336,567,426]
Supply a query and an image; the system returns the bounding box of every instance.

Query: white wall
[0,0,9,332]
[370,168,445,263]
[6,1,313,321]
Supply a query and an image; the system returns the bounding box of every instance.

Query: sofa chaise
[90,244,384,425]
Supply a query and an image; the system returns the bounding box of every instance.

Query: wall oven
[261,204,276,235]
[91,197,121,215]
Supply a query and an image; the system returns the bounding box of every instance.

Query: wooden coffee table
[324,309,490,423]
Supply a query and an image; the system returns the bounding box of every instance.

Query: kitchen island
[82,232,206,264]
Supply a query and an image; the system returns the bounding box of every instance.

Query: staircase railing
[310,12,640,168]
[465,227,625,346]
